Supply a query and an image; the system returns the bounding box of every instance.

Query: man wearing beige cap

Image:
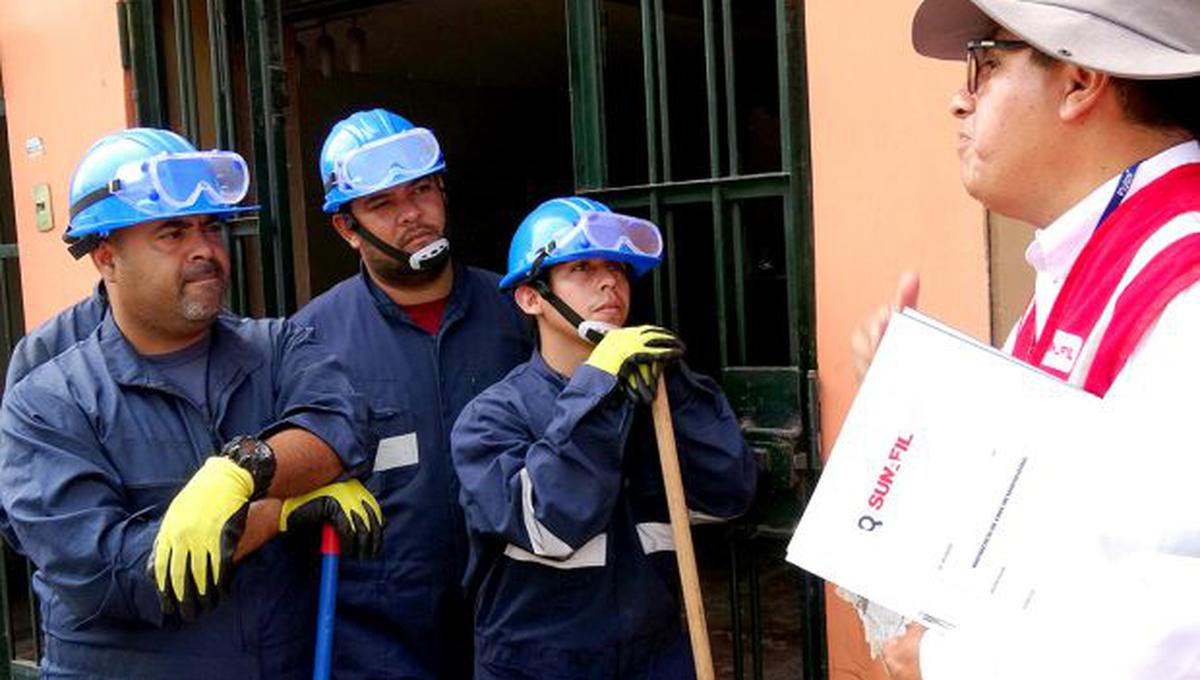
[850,1,1200,678]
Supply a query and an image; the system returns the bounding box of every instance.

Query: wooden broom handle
[651,379,716,680]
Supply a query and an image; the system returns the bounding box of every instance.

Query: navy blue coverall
[451,351,758,680]
[0,313,371,679]
[1,284,109,551]
[4,283,109,392]
[291,264,532,679]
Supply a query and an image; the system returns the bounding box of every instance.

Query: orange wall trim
[804,1,990,678]
[0,1,128,330]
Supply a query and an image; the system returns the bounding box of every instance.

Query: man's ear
[1060,65,1111,124]
[513,285,542,316]
[331,211,362,251]
[90,240,117,282]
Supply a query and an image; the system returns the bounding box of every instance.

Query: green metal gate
[566,1,825,677]
[121,0,296,318]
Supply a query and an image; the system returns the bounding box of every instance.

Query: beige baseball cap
[912,0,1200,79]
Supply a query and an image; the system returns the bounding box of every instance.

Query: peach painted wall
[804,1,991,678]
[0,1,128,329]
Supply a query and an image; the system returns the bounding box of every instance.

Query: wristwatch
[220,436,277,500]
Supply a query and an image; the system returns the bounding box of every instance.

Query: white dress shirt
[922,140,1200,680]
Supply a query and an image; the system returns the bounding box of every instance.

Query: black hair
[1028,49,1200,138]
[1111,77,1200,139]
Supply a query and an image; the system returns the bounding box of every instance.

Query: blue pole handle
[313,524,341,680]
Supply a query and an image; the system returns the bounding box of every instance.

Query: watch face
[223,436,249,456]
[223,436,265,462]
[222,436,276,499]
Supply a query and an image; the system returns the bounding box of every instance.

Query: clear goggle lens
[112,151,250,213]
[331,128,442,193]
[556,211,663,257]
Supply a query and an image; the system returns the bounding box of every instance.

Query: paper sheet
[788,309,1103,631]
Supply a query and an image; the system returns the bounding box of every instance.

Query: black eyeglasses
[965,39,1029,94]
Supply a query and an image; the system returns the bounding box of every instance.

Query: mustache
[182,260,225,283]
[400,226,440,248]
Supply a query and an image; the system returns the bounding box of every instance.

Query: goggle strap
[68,179,123,221]
[530,279,606,345]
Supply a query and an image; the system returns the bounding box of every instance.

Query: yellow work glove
[280,480,384,560]
[148,456,255,620]
[585,325,686,405]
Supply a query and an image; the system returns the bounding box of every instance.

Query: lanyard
[1095,162,1141,232]
[1014,160,1143,359]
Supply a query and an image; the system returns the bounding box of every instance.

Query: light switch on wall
[33,183,53,233]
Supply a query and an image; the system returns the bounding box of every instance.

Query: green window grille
[125,0,295,318]
[566,2,826,677]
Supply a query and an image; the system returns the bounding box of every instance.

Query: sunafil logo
[1042,330,1082,373]
[857,434,914,533]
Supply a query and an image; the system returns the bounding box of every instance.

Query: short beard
[180,294,225,322]
[179,264,229,322]
[365,247,450,288]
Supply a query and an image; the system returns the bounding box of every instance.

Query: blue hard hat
[499,196,663,290]
[319,108,446,213]
[65,128,254,242]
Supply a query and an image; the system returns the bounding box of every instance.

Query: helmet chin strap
[524,247,612,345]
[530,280,612,345]
[343,210,451,275]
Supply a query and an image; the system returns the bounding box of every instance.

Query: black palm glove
[280,480,384,560]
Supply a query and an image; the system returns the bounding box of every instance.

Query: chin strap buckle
[577,320,614,345]
[408,237,450,271]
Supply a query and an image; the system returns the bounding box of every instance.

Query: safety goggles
[554,211,663,258]
[70,150,250,220]
[326,127,442,194]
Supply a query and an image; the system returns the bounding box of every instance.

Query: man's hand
[585,325,686,405]
[883,623,926,676]
[280,479,384,560]
[148,456,256,620]
[882,623,926,680]
[620,353,676,405]
[850,271,920,383]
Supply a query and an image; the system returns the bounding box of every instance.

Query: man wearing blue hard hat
[451,197,757,679]
[0,127,383,679]
[291,109,531,678]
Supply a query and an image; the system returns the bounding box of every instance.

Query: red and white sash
[1011,163,1200,396]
